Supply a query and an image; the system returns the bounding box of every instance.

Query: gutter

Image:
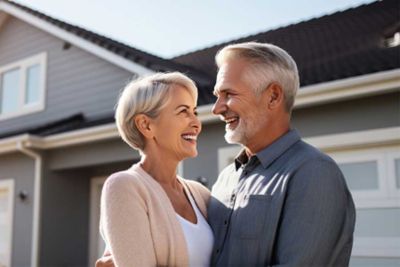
[17,141,42,267]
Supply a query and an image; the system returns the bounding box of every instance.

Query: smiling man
[207,42,356,266]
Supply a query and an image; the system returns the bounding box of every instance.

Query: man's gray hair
[115,72,198,152]
[215,42,299,112]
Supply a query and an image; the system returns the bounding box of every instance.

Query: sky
[15,0,376,58]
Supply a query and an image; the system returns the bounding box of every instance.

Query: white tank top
[176,191,214,267]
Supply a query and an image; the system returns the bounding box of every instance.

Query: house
[0,0,398,266]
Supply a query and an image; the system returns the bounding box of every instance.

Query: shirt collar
[234,129,301,170]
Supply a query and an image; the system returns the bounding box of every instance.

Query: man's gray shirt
[208,129,356,266]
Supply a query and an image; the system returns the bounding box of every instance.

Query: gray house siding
[39,157,134,267]
[39,163,90,267]
[47,139,139,171]
[292,91,400,137]
[0,152,35,267]
[0,16,135,133]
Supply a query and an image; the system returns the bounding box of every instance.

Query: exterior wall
[0,16,134,133]
[0,152,35,267]
[47,139,139,170]
[39,163,91,267]
[40,151,135,267]
[292,91,400,137]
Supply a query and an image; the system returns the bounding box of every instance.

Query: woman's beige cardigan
[100,163,211,267]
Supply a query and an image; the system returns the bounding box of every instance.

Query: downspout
[17,141,42,267]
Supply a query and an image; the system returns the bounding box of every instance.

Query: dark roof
[173,0,400,86]
[3,0,215,105]
[0,113,115,139]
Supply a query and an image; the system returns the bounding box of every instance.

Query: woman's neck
[140,154,180,189]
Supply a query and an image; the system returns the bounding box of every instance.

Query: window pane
[25,64,40,105]
[1,68,20,114]
[355,208,400,237]
[339,161,378,190]
[395,159,400,189]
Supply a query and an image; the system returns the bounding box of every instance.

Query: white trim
[295,69,400,108]
[218,145,241,172]
[303,127,400,152]
[16,143,42,267]
[0,179,15,267]
[0,2,154,76]
[88,176,107,267]
[387,150,400,197]
[352,237,400,258]
[197,104,217,123]
[0,52,47,121]
[0,124,398,158]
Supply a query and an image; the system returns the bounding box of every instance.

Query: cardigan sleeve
[100,172,157,267]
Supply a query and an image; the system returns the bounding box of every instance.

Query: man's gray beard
[224,125,247,145]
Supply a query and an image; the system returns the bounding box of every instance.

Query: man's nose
[212,97,225,115]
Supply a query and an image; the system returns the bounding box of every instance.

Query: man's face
[212,58,268,146]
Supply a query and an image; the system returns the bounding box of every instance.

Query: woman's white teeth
[182,135,197,141]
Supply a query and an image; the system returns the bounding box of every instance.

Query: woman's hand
[95,251,115,267]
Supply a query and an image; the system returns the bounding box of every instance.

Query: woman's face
[150,85,201,161]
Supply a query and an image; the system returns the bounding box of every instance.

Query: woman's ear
[264,82,284,109]
[134,114,153,139]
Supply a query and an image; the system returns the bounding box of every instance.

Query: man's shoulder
[292,139,336,165]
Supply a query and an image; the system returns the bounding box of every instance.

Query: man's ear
[264,82,284,109]
[134,114,153,139]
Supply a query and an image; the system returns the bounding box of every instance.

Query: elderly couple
[97,42,356,267]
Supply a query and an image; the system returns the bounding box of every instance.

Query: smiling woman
[98,72,213,267]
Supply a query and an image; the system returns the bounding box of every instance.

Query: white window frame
[88,176,107,267]
[0,52,47,120]
[328,146,400,258]
[0,179,15,267]
[387,150,400,198]
[218,145,242,172]
[329,146,400,209]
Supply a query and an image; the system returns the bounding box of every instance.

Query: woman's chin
[179,150,198,161]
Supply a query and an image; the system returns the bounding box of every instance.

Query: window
[0,53,47,120]
[329,147,400,259]
[330,147,400,208]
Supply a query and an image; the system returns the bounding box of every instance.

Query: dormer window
[0,52,47,120]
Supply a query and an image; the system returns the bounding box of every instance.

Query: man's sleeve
[272,159,355,266]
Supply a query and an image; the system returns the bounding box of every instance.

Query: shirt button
[224,220,228,225]
[216,249,220,254]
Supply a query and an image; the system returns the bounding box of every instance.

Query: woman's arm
[100,172,157,267]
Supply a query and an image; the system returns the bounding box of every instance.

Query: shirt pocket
[236,194,272,239]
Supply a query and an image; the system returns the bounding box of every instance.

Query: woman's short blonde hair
[115,72,198,152]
